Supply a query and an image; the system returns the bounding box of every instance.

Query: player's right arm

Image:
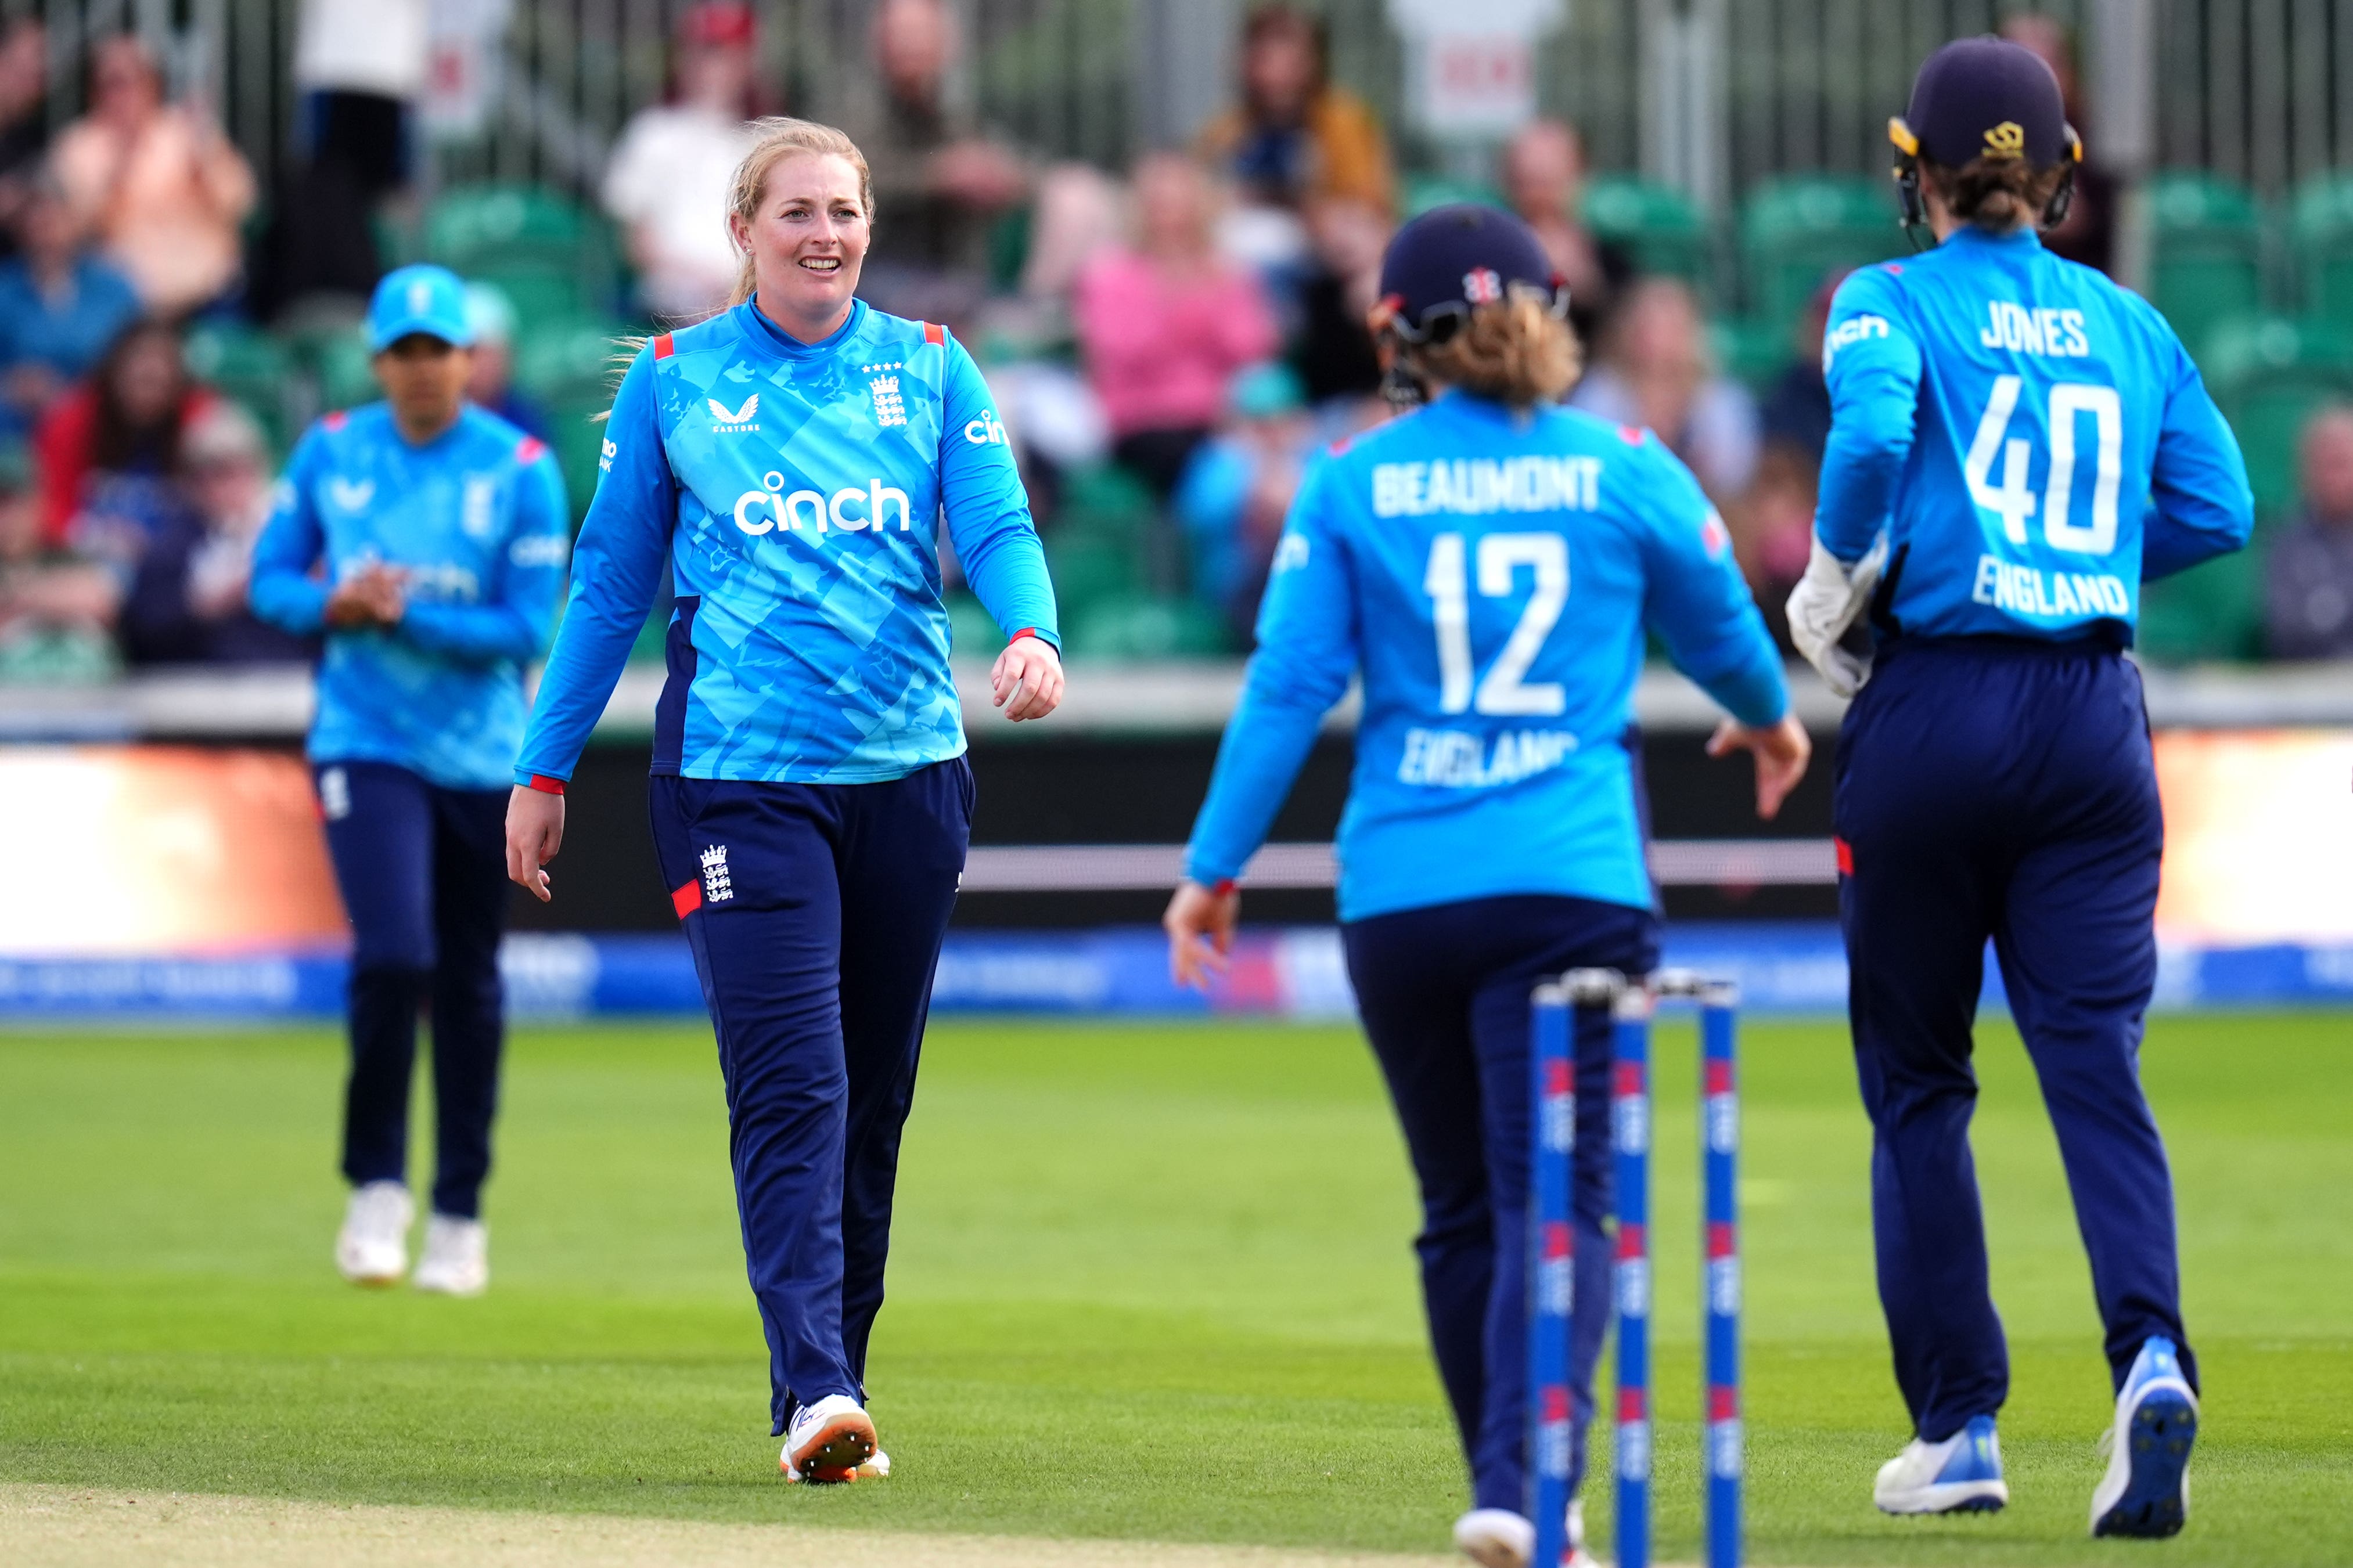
[1169,459,1358,984]
[512,349,677,791]
[2139,331,2255,581]
[247,429,330,633]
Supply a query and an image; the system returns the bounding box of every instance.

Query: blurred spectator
[0,441,117,682]
[2265,406,2353,661]
[1196,6,1393,217]
[36,318,214,549]
[0,20,51,253]
[1999,15,2115,276]
[0,176,141,442]
[51,37,257,318]
[1571,277,1758,503]
[1074,154,1279,498]
[843,0,1028,327]
[1288,196,1388,406]
[121,401,309,665]
[250,0,427,319]
[461,282,551,445]
[1175,361,1315,639]
[1742,276,1843,648]
[601,2,764,323]
[1501,120,1631,347]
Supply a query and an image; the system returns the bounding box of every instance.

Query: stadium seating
[2289,171,2353,331]
[1584,175,1710,290]
[181,324,297,455]
[2198,313,2353,517]
[2143,171,2268,365]
[1737,174,1906,333]
[423,184,621,331]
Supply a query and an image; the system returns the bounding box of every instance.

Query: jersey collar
[737,297,867,359]
[1943,224,2043,251]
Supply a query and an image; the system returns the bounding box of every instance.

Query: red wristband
[1009,628,1041,644]
[525,774,566,795]
[1208,878,1237,897]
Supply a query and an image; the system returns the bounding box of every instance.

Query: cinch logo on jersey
[1397,726,1579,788]
[963,412,1009,445]
[708,394,760,432]
[1980,302,2091,358]
[1970,555,2131,617]
[1824,315,1889,369]
[732,473,914,538]
[1372,456,1602,518]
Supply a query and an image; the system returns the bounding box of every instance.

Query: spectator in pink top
[1075,154,1279,497]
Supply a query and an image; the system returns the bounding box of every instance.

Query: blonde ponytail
[1411,294,1582,409]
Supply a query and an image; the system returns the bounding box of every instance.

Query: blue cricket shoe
[2091,1335,2199,1537]
[1873,1413,2008,1515]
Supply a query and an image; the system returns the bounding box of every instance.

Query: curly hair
[1409,293,1582,409]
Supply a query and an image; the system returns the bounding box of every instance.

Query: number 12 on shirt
[1424,532,1570,717]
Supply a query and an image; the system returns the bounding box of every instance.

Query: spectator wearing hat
[1175,361,1316,639]
[460,282,552,446]
[0,174,141,442]
[120,401,311,666]
[1074,154,1280,499]
[50,36,256,318]
[0,441,117,683]
[602,3,766,323]
[2266,405,2353,660]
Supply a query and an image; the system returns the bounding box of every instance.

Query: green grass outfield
[1,1011,2348,1565]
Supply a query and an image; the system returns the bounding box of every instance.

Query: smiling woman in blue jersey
[505,118,1061,1487]
[250,264,573,1299]
[1165,206,1810,1568]
[1784,38,2252,1540]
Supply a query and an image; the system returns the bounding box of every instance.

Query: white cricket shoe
[1453,1508,1532,1568]
[412,1215,489,1296]
[778,1394,876,1483]
[1875,1413,2009,1515]
[782,1446,890,1483]
[2090,1336,2198,1538]
[335,1181,412,1285]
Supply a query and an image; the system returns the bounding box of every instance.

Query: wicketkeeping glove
[1784,534,1889,699]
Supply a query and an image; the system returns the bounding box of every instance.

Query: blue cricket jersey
[250,403,572,791]
[516,300,1057,786]
[1816,226,2253,639]
[1185,390,1789,922]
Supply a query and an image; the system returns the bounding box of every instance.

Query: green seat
[425,184,618,320]
[310,331,379,414]
[182,324,296,454]
[1584,175,1708,286]
[2288,171,2353,330]
[2145,171,2266,366]
[1068,594,1232,660]
[1739,174,1904,334]
[2137,545,2266,664]
[1403,175,1505,218]
[517,318,628,399]
[1044,526,1147,623]
[2198,314,2353,518]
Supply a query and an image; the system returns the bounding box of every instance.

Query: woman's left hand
[990,634,1064,722]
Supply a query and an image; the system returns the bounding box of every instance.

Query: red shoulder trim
[1326,434,1358,457]
[1617,424,1647,446]
[1879,262,1905,276]
[923,322,946,347]
[653,333,676,360]
[516,436,547,464]
[322,410,349,432]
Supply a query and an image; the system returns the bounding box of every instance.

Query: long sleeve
[2140,337,2255,582]
[401,448,573,664]
[1635,442,1789,727]
[938,333,1059,647]
[247,430,330,635]
[1814,268,1923,564]
[1183,463,1358,886]
[513,351,678,784]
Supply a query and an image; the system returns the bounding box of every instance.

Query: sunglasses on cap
[1374,278,1571,347]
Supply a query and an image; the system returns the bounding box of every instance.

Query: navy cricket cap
[1899,36,2070,167]
[1376,204,1562,342]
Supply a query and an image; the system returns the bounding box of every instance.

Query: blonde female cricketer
[503,118,1062,1484]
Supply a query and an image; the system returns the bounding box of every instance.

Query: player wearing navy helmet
[1166,205,1808,1568]
[505,118,1060,1486]
[251,264,573,1297]
[1786,37,2251,1536]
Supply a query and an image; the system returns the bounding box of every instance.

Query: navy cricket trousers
[316,761,511,1220]
[1835,637,2197,1443]
[1343,895,1658,1516]
[649,758,971,1436]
